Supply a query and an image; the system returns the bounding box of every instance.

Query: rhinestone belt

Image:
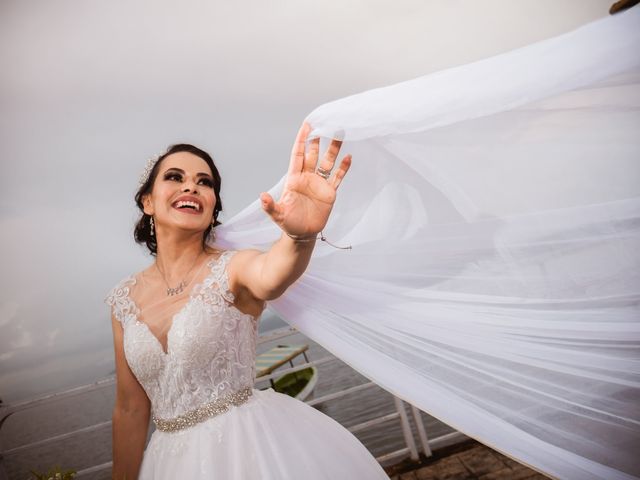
[153,387,253,433]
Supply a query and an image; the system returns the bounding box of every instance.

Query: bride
[105,122,390,479]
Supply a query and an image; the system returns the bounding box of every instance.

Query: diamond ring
[315,166,331,179]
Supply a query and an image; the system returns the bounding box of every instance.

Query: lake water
[1,328,459,480]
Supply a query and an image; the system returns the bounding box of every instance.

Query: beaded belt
[153,387,253,433]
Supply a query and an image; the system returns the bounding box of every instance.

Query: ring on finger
[315,166,331,179]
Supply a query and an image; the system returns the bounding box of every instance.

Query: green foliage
[28,465,76,480]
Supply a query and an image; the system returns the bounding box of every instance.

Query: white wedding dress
[105,250,389,479]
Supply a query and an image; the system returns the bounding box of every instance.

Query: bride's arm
[110,314,150,480]
[228,122,351,301]
[230,236,316,301]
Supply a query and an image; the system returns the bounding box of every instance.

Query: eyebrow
[164,167,212,178]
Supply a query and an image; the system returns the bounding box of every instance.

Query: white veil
[210,9,640,480]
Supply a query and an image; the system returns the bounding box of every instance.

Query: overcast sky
[0,0,614,402]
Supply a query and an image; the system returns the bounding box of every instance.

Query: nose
[182,178,199,193]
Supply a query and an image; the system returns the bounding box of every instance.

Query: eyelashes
[164,172,214,187]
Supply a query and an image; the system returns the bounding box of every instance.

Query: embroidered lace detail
[104,250,259,422]
[104,276,139,325]
[192,250,236,304]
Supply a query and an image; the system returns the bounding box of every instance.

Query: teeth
[175,200,201,211]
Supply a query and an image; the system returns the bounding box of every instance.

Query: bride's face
[142,152,217,236]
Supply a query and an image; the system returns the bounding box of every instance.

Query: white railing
[0,326,466,479]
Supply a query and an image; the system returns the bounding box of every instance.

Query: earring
[150,216,155,237]
[207,216,216,240]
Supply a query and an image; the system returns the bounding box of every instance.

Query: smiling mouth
[172,200,202,213]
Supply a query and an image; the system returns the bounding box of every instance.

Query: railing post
[393,397,419,461]
[411,404,432,457]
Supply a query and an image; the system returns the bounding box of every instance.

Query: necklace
[155,251,205,296]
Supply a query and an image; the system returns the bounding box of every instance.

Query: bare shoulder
[225,248,264,284]
[227,248,263,266]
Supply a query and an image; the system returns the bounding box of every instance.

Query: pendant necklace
[155,250,204,296]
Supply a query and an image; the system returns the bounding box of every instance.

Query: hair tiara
[139,153,163,187]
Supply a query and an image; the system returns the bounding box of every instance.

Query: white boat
[255,344,318,401]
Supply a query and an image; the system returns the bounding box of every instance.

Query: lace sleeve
[104,276,138,326]
[218,249,267,316]
[216,250,238,304]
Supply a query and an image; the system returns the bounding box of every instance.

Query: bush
[28,465,76,480]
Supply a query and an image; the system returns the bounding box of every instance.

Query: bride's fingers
[260,192,283,221]
[330,155,352,190]
[317,138,343,176]
[287,123,311,177]
[306,137,320,171]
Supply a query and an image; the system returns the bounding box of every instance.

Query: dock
[386,440,549,480]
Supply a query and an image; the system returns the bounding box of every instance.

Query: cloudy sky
[0,0,614,402]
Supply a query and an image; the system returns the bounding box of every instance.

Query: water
[1,330,458,480]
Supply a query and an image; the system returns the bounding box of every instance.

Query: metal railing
[0,326,466,479]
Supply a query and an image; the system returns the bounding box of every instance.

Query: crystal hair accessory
[139,153,163,187]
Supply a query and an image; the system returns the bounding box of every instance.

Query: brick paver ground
[385,440,551,480]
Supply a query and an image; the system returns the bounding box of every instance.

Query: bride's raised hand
[260,122,352,237]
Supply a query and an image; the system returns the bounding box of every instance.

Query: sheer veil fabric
[210,9,640,480]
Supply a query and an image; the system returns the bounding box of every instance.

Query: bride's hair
[134,144,223,255]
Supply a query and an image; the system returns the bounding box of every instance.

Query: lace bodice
[104,250,260,420]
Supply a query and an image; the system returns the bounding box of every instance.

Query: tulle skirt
[139,388,390,479]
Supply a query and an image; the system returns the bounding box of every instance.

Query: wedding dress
[105,250,389,479]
